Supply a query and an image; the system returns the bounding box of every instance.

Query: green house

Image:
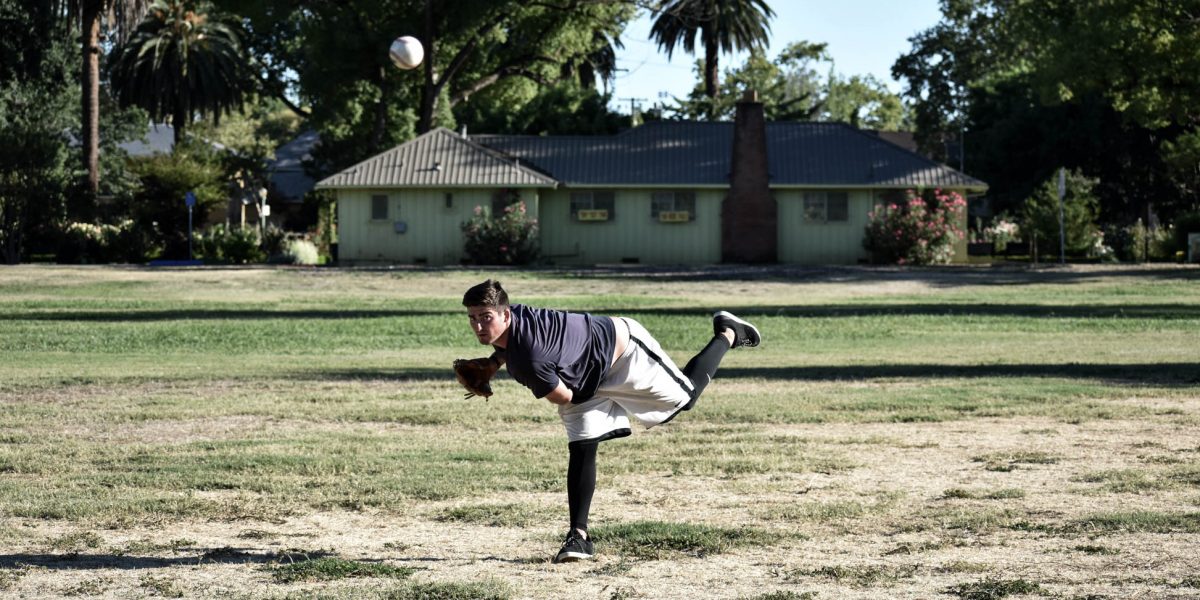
[317,108,986,266]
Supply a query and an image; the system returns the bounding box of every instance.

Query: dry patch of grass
[268,557,415,583]
[589,521,772,559]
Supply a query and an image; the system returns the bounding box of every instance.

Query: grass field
[1,263,1198,599]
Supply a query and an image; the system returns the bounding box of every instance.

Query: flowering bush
[462,201,539,265]
[983,217,1021,253]
[1087,229,1116,261]
[194,224,265,264]
[57,220,156,263]
[863,189,967,265]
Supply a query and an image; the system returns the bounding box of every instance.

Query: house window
[492,188,520,215]
[570,191,615,221]
[651,191,696,222]
[803,192,849,223]
[873,190,906,214]
[371,194,388,220]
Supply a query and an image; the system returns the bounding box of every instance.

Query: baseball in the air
[389,36,424,70]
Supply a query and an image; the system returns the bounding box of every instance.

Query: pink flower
[499,245,508,252]
[474,206,483,216]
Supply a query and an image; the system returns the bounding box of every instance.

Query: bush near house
[56,220,159,264]
[125,142,226,260]
[461,201,539,265]
[863,189,966,265]
[194,224,264,264]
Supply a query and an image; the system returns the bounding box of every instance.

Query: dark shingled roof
[316,128,558,189]
[318,122,986,191]
[474,121,985,189]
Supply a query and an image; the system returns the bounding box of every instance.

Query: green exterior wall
[335,185,972,266]
[538,189,722,265]
[776,190,872,265]
[777,188,971,265]
[336,188,539,265]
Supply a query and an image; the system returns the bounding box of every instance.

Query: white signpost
[185,190,196,260]
[1057,168,1066,264]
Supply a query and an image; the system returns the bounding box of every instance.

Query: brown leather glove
[453,357,500,399]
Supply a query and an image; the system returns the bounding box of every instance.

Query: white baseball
[389,36,424,70]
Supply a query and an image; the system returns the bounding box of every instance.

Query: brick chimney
[722,90,776,263]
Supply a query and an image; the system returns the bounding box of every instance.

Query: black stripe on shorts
[628,333,695,426]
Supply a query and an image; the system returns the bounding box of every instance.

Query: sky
[608,0,945,114]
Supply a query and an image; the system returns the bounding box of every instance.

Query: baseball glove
[453,357,499,399]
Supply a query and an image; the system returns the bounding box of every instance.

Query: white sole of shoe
[553,551,593,563]
[713,310,761,347]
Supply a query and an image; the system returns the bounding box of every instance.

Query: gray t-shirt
[497,304,616,403]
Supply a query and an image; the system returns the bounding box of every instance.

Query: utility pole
[617,97,647,123]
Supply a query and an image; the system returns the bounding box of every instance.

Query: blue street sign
[185,191,196,207]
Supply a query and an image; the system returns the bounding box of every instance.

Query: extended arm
[542,380,573,405]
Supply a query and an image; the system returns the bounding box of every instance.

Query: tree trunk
[704,41,719,100]
[173,97,187,147]
[82,1,102,197]
[418,0,437,134]
[370,65,389,152]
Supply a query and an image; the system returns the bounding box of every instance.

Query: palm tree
[58,0,152,196]
[649,0,775,118]
[107,0,253,146]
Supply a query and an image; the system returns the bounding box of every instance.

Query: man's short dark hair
[463,279,509,308]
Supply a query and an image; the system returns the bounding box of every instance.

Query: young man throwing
[461,279,760,563]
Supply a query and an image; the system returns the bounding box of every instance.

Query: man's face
[467,305,510,346]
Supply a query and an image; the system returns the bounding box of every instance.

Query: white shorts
[558,318,696,445]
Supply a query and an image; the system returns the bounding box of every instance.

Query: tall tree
[649,0,774,119]
[894,0,1199,224]
[228,0,634,173]
[669,41,825,121]
[107,0,254,146]
[59,0,151,197]
[2,0,77,263]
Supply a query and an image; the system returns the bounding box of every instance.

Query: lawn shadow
[10,303,1199,322]
[719,363,1200,386]
[595,303,1200,320]
[0,547,332,570]
[543,264,1200,286]
[1,309,451,322]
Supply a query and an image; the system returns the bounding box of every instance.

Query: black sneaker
[552,531,594,563]
[713,311,761,348]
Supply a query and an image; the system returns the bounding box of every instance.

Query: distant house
[316,98,986,266]
[268,129,319,204]
[264,129,320,228]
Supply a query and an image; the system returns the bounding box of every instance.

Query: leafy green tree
[225,0,634,173]
[649,0,775,119]
[1021,169,1100,257]
[458,82,626,135]
[892,0,1013,162]
[895,0,1199,228]
[1,0,77,263]
[124,140,226,259]
[820,74,910,131]
[669,42,825,121]
[107,0,255,146]
[667,41,908,130]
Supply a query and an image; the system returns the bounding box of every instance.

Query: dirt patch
[4,412,1199,599]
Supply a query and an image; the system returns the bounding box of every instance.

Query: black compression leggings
[565,333,730,533]
[567,441,598,533]
[680,334,730,408]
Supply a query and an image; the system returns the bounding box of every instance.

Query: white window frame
[803,191,849,223]
[570,191,615,221]
[651,191,696,222]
